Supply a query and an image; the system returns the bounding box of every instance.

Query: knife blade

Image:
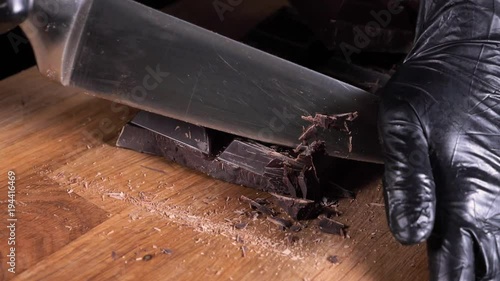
[17,0,381,163]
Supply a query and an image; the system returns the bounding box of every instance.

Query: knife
[1,0,382,163]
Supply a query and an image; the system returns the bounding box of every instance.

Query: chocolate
[271,193,323,220]
[117,111,356,221]
[318,215,346,236]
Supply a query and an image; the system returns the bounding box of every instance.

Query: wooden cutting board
[0,68,427,281]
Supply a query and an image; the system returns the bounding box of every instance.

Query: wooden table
[0,68,427,281]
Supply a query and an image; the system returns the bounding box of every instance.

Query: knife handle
[0,0,31,34]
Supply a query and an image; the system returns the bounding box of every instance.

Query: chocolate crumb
[327,255,340,264]
[161,248,173,255]
[143,254,153,261]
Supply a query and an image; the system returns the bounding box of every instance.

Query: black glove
[378,1,500,280]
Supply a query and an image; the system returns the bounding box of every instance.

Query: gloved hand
[378,1,500,280]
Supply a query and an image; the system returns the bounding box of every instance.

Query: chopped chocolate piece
[131,111,212,154]
[266,216,293,229]
[327,255,340,264]
[234,222,248,230]
[142,254,153,261]
[318,215,346,236]
[271,193,323,220]
[118,111,357,206]
[322,206,342,218]
[240,195,276,216]
[118,123,292,196]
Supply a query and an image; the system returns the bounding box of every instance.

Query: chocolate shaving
[301,112,358,133]
[280,141,325,200]
[240,195,276,216]
[161,248,173,255]
[318,215,346,236]
[298,124,318,142]
[266,216,293,230]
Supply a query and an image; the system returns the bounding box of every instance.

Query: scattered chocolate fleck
[142,254,153,261]
[235,235,244,244]
[266,216,293,230]
[327,255,340,264]
[240,195,276,216]
[318,215,346,236]
[111,251,118,261]
[161,248,173,255]
[140,165,167,174]
[302,112,358,133]
[234,222,248,230]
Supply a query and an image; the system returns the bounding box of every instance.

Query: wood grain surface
[0,66,427,281]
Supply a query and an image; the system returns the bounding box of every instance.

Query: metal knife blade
[20,0,381,163]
